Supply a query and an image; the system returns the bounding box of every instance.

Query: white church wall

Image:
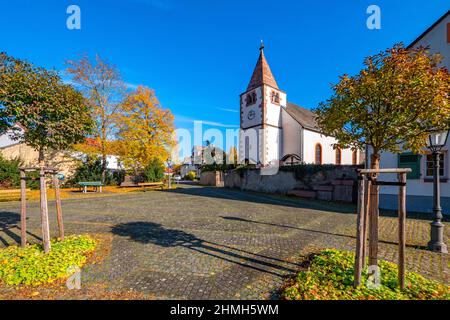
[264,88,286,128]
[303,129,354,164]
[241,87,263,129]
[281,108,302,157]
[239,126,263,164]
[261,86,285,165]
[264,126,281,164]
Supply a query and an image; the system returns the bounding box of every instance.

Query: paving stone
[0,185,448,299]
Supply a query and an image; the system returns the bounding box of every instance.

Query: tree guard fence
[354,168,412,290]
[19,167,64,253]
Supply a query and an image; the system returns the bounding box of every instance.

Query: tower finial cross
[260,40,265,51]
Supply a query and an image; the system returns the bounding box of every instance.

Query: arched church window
[315,144,322,165]
[352,150,358,165]
[335,147,342,165]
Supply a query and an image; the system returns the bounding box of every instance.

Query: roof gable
[285,102,319,131]
[408,10,450,48]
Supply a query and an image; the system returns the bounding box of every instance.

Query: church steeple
[246,42,279,91]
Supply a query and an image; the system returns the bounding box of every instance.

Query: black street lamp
[426,130,449,254]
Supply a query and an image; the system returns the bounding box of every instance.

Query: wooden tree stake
[368,176,379,267]
[53,174,64,240]
[354,176,366,287]
[362,179,371,268]
[20,170,27,248]
[355,168,411,289]
[398,173,407,290]
[39,167,51,253]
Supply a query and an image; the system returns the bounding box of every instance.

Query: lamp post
[426,130,449,254]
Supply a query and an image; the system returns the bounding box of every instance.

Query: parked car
[173,175,182,181]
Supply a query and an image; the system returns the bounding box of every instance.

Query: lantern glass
[427,131,449,150]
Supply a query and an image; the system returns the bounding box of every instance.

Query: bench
[137,182,164,192]
[78,182,103,193]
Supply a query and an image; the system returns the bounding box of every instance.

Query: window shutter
[398,153,421,179]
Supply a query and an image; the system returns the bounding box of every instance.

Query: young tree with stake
[0,53,94,166]
[0,53,93,252]
[316,44,449,265]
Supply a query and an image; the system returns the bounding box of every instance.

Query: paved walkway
[0,185,448,299]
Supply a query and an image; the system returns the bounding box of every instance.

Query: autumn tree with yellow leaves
[116,86,175,173]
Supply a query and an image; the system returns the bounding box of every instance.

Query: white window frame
[423,150,448,180]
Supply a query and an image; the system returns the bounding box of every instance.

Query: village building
[379,10,450,214]
[0,125,121,179]
[239,44,360,167]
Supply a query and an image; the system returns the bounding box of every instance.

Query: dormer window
[271,91,280,104]
[246,91,257,106]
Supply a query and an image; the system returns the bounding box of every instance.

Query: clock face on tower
[247,110,256,120]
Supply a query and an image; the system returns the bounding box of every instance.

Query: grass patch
[282,249,449,300]
[0,235,97,286]
[0,185,174,202]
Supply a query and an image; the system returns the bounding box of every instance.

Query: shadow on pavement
[164,186,446,222]
[111,221,300,278]
[163,186,356,214]
[221,216,429,250]
[0,211,42,246]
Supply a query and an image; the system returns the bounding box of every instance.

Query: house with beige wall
[0,127,121,180]
[0,128,80,179]
[379,10,450,214]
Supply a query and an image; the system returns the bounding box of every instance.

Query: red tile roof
[247,46,279,91]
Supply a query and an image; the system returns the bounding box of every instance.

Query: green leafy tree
[0,154,39,189]
[69,156,124,186]
[0,53,94,166]
[316,44,449,221]
[0,154,21,188]
[143,158,165,182]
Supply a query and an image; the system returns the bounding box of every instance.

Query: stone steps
[287,189,316,199]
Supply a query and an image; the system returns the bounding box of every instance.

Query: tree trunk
[101,154,107,185]
[368,152,380,267]
[38,147,45,167]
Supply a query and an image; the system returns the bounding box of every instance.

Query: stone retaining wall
[222,165,361,203]
[200,171,224,187]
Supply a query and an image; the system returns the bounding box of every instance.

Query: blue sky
[0,0,448,149]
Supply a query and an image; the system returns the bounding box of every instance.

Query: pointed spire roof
[247,42,279,91]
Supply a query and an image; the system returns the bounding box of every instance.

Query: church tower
[239,43,286,165]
